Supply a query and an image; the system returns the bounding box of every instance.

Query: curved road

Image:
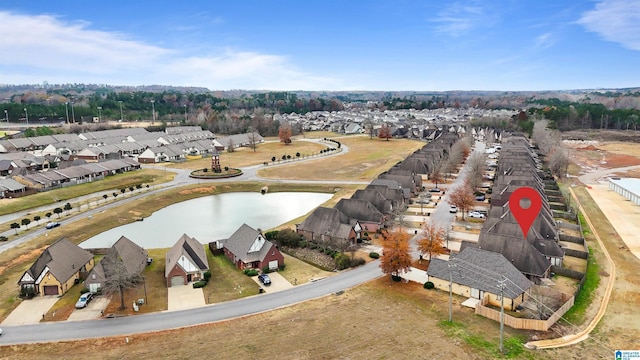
[0,137,386,345]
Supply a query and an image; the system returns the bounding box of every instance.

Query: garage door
[43,285,59,295]
[170,276,185,287]
[268,260,278,270]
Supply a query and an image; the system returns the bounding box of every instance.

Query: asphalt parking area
[167,284,205,311]
[253,272,293,293]
[1,296,59,326]
[67,296,110,321]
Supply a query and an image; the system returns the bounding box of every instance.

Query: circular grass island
[189,167,243,179]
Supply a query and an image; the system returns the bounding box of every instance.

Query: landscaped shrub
[262,266,271,274]
[424,281,435,289]
[275,228,301,247]
[203,271,212,282]
[299,240,308,248]
[264,230,279,240]
[350,258,365,267]
[192,280,207,288]
[80,288,90,294]
[391,274,402,282]
[278,263,286,271]
[20,286,35,298]
[324,248,333,255]
[335,253,351,270]
[244,269,259,277]
[369,252,380,259]
[308,242,317,249]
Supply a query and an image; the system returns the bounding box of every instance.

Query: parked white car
[468,211,485,219]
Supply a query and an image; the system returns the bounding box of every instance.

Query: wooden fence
[475,295,575,331]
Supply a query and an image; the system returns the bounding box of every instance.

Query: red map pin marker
[509,186,542,239]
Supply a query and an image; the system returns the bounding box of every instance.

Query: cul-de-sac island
[0,87,639,359]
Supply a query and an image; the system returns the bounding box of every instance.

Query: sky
[0,1,639,92]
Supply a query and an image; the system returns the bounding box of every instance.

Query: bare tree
[466,152,486,191]
[430,165,444,189]
[247,129,259,152]
[548,147,569,178]
[101,247,143,310]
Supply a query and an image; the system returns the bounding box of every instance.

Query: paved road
[0,260,383,345]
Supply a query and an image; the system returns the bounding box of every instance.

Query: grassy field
[0,168,172,216]
[0,277,596,360]
[164,139,326,170]
[258,136,425,181]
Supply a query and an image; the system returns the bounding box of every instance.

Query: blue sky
[1,1,639,91]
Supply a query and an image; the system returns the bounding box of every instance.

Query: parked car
[75,292,94,309]
[449,206,458,213]
[468,211,486,219]
[258,273,271,286]
[429,188,441,193]
[46,222,60,229]
[475,195,486,201]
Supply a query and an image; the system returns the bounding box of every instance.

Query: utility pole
[448,261,456,322]
[118,101,124,121]
[498,276,506,353]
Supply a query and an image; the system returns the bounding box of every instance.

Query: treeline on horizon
[2,88,640,136]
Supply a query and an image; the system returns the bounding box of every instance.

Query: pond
[79,192,332,249]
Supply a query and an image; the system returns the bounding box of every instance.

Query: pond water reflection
[79,192,332,249]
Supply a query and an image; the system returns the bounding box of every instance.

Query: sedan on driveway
[75,292,94,309]
[468,211,486,219]
[258,274,271,286]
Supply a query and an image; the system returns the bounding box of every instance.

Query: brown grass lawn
[0,169,172,216]
[202,249,261,304]
[0,277,601,360]
[164,139,326,170]
[278,253,335,284]
[257,136,425,182]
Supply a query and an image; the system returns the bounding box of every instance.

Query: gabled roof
[85,236,148,286]
[224,223,275,263]
[335,198,385,224]
[351,189,393,214]
[298,207,353,239]
[427,247,532,299]
[19,238,93,285]
[0,178,26,191]
[165,234,209,277]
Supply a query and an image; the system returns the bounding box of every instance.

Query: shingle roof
[19,238,93,286]
[224,223,274,263]
[427,247,532,299]
[85,236,148,287]
[165,234,209,277]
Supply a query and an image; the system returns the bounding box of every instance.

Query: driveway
[167,284,205,311]
[1,296,59,326]
[67,296,110,321]
[253,272,293,293]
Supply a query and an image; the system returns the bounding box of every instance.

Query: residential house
[165,234,209,287]
[334,198,385,232]
[84,236,148,293]
[18,238,95,296]
[426,247,532,311]
[296,207,360,249]
[0,178,27,198]
[222,224,284,271]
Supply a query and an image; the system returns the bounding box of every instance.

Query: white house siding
[178,255,199,273]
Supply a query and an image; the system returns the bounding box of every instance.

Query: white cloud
[577,0,640,50]
[535,32,554,48]
[431,2,485,37]
[0,11,341,90]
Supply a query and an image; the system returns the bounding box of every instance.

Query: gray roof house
[296,207,360,249]
[165,234,209,287]
[222,224,284,271]
[427,247,533,311]
[84,236,148,293]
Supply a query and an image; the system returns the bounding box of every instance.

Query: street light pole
[3,110,7,123]
[65,102,69,123]
[183,104,187,122]
[71,101,75,123]
[97,106,102,123]
[23,108,28,125]
[150,100,155,124]
[118,101,123,121]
